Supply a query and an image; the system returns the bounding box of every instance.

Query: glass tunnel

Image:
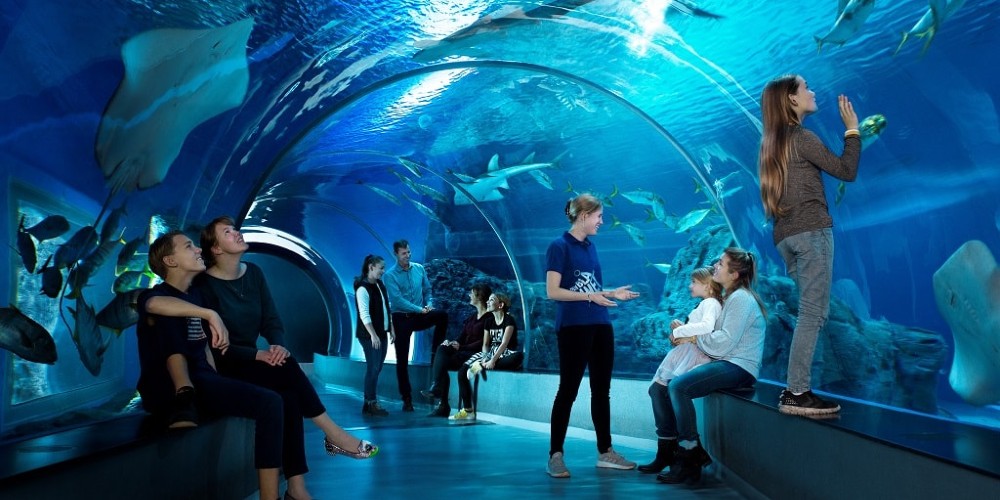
[1,0,999,454]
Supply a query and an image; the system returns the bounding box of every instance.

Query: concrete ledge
[317,354,1000,499]
[313,354,705,442]
[0,415,257,499]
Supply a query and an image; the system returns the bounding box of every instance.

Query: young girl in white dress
[653,267,723,383]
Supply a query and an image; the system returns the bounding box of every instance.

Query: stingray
[933,240,1000,406]
[95,18,254,191]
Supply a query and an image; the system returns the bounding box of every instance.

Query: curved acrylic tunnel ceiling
[192,1,765,232]
[195,3,768,322]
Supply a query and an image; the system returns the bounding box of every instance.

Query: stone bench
[0,412,257,499]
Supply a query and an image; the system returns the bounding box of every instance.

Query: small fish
[621,189,668,221]
[411,181,448,204]
[100,204,128,243]
[16,215,37,273]
[835,181,847,206]
[69,296,111,376]
[675,208,712,233]
[565,181,618,207]
[403,194,443,225]
[611,215,646,247]
[357,180,401,205]
[859,114,887,150]
[446,169,477,183]
[397,158,425,178]
[96,289,143,335]
[667,0,724,19]
[814,0,877,52]
[53,225,98,269]
[113,268,156,294]
[0,305,58,364]
[37,256,63,299]
[529,170,554,190]
[645,259,672,274]
[644,208,678,230]
[25,215,70,242]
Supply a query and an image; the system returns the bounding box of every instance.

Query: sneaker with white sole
[596,448,637,470]
[778,390,840,416]
[547,452,570,478]
[449,408,475,420]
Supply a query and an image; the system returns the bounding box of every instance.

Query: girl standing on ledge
[759,74,861,416]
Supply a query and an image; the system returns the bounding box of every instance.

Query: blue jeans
[358,334,388,402]
[648,360,754,442]
[776,228,834,393]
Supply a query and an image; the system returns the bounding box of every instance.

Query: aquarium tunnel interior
[1,0,999,496]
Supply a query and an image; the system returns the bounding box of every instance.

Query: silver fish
[815,0,877,52]
[675,208,712,233]
[96,289,142,334]
[54,225,98,269]
[397,158,425,178]
[69,296,111,376]
[16,215,37,273]
[38,255,63,299]
[100,204,128,243]
[0,306,58,364]
[611,215,646,247]
[25,215,70,242]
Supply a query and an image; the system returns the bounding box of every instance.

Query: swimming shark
[453,153,557,205]
[815,0,877,53]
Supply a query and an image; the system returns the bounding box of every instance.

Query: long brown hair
[759,74,801,220]
[722,247,767,318]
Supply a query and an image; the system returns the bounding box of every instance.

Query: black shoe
[362,401,389,417]
[656,445,711,485]
[402,396,414,412]
[427,404,451,417]
[638,439,678,474]
[168,386,198,429]
[778,390,840,416]
[420,388,441,402]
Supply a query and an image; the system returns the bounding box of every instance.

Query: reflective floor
[270,384,747,499]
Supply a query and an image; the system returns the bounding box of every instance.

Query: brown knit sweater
[772,126,861,245]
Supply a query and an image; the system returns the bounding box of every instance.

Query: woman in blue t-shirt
[544,193,641,478]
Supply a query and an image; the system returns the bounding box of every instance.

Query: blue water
[1,0,999,436]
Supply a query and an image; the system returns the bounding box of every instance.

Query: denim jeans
[648,361,754,442]
[776,228,834,393]
[358,334,388,402]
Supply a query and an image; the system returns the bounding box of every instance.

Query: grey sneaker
[596,448,637,470]
[547,452,571,478]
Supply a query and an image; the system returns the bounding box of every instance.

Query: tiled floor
[273,384,746,499]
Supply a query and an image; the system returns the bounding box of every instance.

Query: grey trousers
[776,228,833,393]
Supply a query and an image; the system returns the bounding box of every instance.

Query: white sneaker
[596,448,636,470]
[547,452,570,478]
[449,408,475,420]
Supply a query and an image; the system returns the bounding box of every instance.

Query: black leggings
[549,324,614,455]
[218,356,325,478]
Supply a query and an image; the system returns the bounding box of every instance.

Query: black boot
[656,443,712,485]
[638,439,678,474]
